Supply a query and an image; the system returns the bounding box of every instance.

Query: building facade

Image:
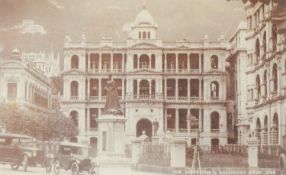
[0,49,52,114]
[21,50,60,78]
[232,0,286,145]
[61,5,234,146]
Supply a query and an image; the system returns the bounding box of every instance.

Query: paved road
[0,164,165,175]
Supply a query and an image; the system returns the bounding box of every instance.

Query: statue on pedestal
[103,75,123,115]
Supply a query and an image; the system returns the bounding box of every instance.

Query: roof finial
[143,0,146,9]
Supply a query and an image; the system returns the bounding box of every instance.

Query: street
[0,164,165,175]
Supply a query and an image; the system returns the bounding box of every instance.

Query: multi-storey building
[22,50,60,78]
[0,49,52,113]
[61,5,234,147]
[232,0,286,145]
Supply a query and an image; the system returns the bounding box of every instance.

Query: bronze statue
[103,75,123,115]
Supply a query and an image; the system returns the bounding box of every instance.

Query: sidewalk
[99,167,166,175]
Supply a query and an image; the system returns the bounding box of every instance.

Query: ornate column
[122,78,125,99]
[87,78,90,98]
[111,53,114,72]
[137,79,140,98]
[199,78,202,100]
[175,78,178,100]
[87,108,90,132]
[87,53,90,72]
[99,53,102,72]
[99,78,102,100]
[175,53,178,73]
[164,53,167,72]
[149,79,152,96]
[175,109,179,132]
[122,53,125,72]
[164,78,167,99]
[187,78,190,99]
[187,53,190,72]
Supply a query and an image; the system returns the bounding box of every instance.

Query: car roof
[60,142,89,148]
[0,133,33,139]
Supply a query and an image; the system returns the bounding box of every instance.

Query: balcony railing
[165,68,200,73]
[211,129,220,133]
[70,96,79,100]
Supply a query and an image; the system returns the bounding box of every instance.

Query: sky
[0,0,246,57]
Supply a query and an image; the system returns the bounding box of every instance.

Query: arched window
[211,55,218,69]
[256,75,261,98]
[71,55,79,69]
[139,80,149,96]
[272,64,278,92]
[139,54,150,68]
[263,32,267,55]
[70,111,78,127]
[139,32,141,39]
[148,32,150,39]
[263,70,267,96]
[71,81,78,97]
[210,81,219,99]
[211,112,220,131]
[272,24,278,51]
[255,39,260,60]
[143,32,146,39]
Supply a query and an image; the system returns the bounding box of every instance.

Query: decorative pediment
[131,42,160,49]
[131,69,158,74]
[61,69,85,75]
[176,45,190,49]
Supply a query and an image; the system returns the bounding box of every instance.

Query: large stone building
[21,50,60,78]
[0,49,52,114]
[229,0,286,145]
[61,5,235,146]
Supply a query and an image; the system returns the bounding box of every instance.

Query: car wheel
[71,162,79,175]
[280,157,286,175]
[22,155,28,172]
[89,166,98,175]
[53,160,61,175]
[10,163,19,170]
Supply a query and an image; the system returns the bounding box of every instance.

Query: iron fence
[138,143,171,167]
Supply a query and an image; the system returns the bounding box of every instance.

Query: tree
[0,103,78,141]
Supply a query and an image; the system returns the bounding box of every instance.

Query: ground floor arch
[136,118,153,138]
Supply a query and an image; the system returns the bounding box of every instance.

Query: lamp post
[190,114,201,175]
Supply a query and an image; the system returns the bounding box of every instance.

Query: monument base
[97,113,128,166]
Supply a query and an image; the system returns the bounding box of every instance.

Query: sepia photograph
[0,0,285,174]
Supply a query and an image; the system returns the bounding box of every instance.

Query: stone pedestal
[96,114,127,164]
[131,138,141,169]
[247,137,260,168]
[170,139,187,174]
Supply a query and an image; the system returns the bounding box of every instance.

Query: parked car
[0,133,45,172]
[51,142,99,175]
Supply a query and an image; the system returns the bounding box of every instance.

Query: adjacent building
[0,49,52,113]
[230,0,286,145]
[21,50,60,78]
[61,4,235,147]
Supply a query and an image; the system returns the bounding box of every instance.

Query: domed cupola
[134,6,155,26]
[129,2,158,40]
[10,48,21,61]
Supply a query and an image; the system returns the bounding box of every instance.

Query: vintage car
[51,142,99,175]
[0,133,48,172]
